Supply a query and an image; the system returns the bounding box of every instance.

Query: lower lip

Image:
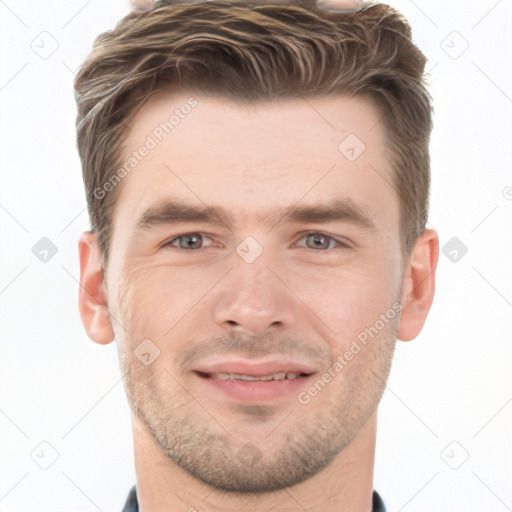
[194,372,316,402]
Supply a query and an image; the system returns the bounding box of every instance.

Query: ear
[78,231,115,345]
[397,229,439,342]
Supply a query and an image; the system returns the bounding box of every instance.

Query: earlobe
[397,229,439,342]
[77,231,115,345]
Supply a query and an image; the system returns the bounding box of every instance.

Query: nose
[212,254,298,337]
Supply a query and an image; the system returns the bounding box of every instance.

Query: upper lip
[192,357,318,377]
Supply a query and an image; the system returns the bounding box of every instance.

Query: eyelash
[161,232,351,251]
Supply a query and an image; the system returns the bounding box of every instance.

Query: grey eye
[304,232,334,250]
[176,233,203,249]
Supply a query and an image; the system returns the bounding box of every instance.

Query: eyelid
[161,232,215,249]
[294,231,352,250]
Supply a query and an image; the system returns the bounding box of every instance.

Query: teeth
[256,374,274,381]
[211,372,302,381]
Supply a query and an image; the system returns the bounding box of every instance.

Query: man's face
[106,91,403,492]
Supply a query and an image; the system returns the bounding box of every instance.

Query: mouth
[194,370,313,381]
[191,357,318,402]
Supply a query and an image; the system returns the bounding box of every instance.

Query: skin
[78,91,438,512]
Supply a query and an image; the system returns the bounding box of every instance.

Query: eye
[162,232,213,250]
[298,232,349,251]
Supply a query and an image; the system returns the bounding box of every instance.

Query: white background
[0,1,511,510]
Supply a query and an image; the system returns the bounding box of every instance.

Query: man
[75,0,438,510]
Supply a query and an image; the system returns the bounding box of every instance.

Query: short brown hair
[74,0,433,265]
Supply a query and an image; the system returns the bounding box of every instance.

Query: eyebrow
[279,199,376,230]
[136,201,235,231]
[135,198,377,232]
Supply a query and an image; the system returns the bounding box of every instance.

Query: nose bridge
[212,246,297,335]
[237,258,276,308]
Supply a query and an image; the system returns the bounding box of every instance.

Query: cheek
[117,261,221,339]
[291,257,400,346]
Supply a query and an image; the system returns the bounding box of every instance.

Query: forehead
[112,90,397,238]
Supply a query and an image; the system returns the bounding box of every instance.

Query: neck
[132,410,377,512]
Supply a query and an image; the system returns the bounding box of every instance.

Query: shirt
[122,485,386,511]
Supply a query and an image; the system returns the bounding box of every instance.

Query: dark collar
[122,486,386,511]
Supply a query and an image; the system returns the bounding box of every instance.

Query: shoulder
[121,485,138,512]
